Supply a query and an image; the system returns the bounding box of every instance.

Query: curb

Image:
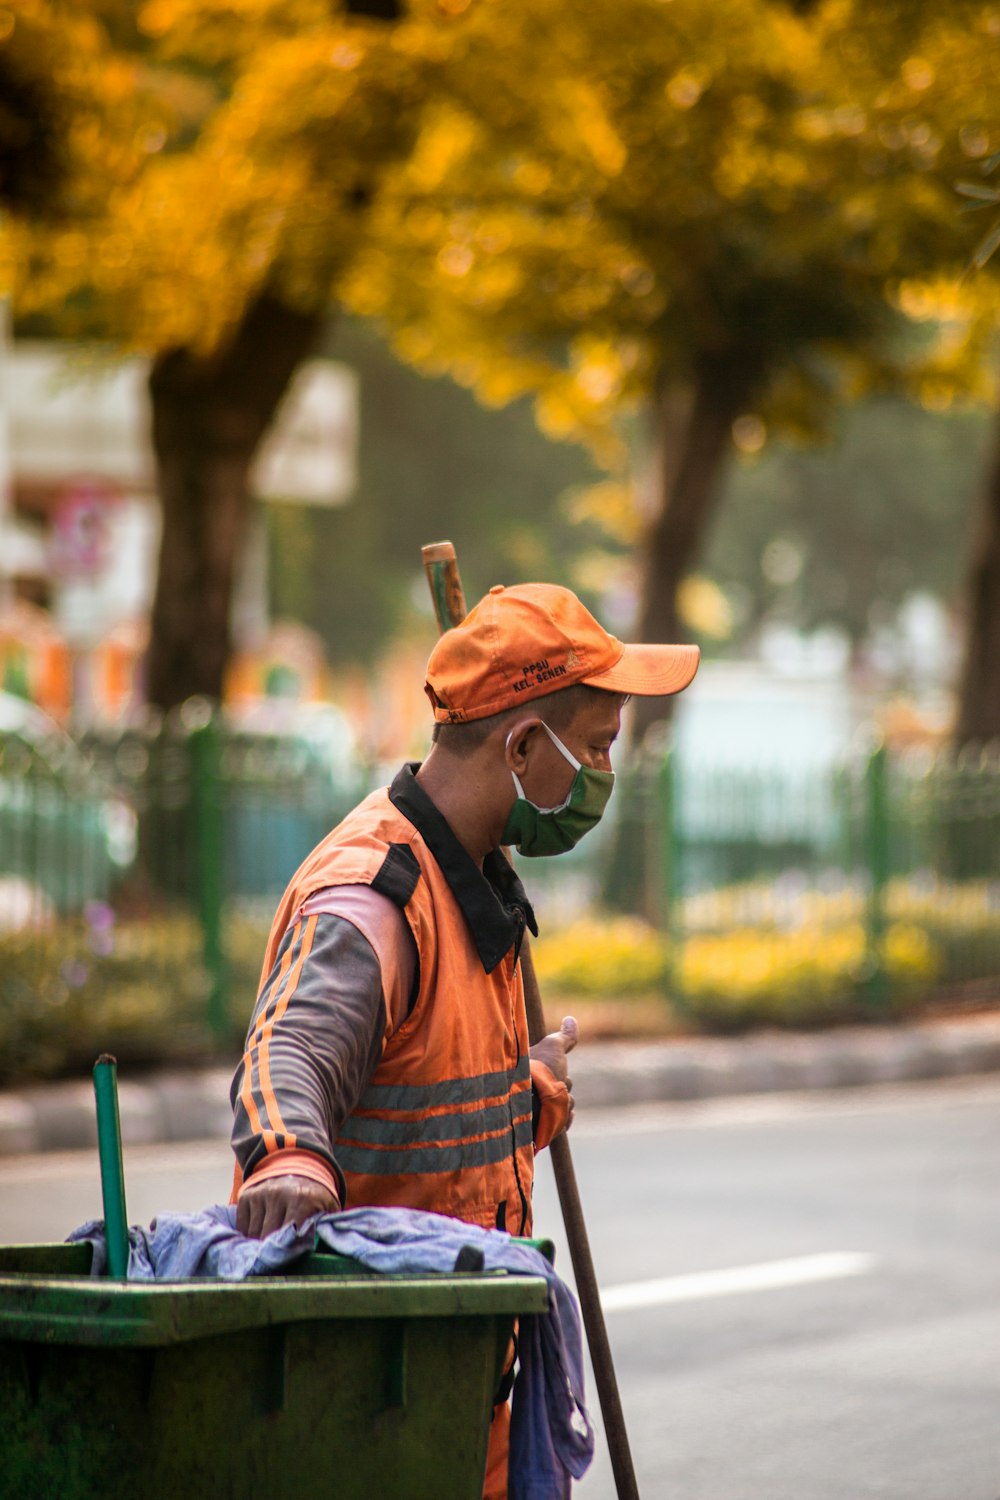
[0,1069,235,1158]
[570,1014,1000,1109]
[1,1017,999,1159]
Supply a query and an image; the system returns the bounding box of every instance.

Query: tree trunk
[632,347,762,744]
[955,405,1000,748]
[146,293,323,711]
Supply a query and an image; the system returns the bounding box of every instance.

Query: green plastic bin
[0,1241,549,1500]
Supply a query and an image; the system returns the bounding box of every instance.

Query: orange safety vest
[259,768,537,1236]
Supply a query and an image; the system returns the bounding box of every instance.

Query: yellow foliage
[341,0,1000,452]
[390,106,476,192]
[556,80,628,176]
[6,0,435,350]
[677,575,734,641]
[675,919,940,1029]
[6,0,999,450]
[569,549,633,597]
[533,917,668,996]
[530,906,942,1030]
[563,481,641,545]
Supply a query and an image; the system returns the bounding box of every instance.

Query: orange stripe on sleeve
[256,913,318,1154]
[239,926,297,1153]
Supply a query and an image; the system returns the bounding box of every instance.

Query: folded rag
[70,1204,594,1500]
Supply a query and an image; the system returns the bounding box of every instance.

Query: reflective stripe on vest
[354,1056,530,1114]
[338,1058,531,1174]
[337,1109,533,1177]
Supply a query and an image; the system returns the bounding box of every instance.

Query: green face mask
[502,722,615,858]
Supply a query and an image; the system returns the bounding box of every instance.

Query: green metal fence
[582,741,1000,1022]
[1,710,998,1082]
[0,701,364,1082]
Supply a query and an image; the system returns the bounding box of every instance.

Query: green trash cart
[0,1241,548,1500]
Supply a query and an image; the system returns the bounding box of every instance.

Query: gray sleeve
[230,912,387,1202]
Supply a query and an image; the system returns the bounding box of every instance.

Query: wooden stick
[421,541,467,641]
[421,541,641,1500]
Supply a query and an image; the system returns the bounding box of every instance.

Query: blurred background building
[0,322,356,722]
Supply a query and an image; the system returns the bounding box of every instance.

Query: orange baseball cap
[425,582,700,724]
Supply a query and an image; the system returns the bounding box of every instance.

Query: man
[229,581,699,1496]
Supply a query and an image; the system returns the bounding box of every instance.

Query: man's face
[507,693,623,809]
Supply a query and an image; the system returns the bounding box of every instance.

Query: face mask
[502,722,615,858]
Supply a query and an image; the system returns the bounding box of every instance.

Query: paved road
[2,1078,998,1500]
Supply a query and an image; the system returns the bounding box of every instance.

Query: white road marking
[600,1250,877,1312]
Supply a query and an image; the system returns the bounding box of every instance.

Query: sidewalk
[2,1012,999,1158]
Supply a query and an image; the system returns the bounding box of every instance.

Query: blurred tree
[7,0,999,728]
[0,8,69,215]
[0,3,148,223]
[953,154,1000,745]
[707,397,991,650]
[267,317,603,665]
[137,0,425,709]
[6,0,438,708]
[273,325,992,678]
[954,401,1000,745]
[956,151,1000,273]
[345,0,1000,738]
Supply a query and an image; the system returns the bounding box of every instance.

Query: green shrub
[0,909,260,1085]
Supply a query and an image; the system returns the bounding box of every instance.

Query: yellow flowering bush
[531,910,943,1031]
[882,921,941,983]
[0,875,986,1079]
[680,876,1000,997]
[677,921,939,1030]
[532,916,668,996]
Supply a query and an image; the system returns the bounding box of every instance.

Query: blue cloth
[69,1205,594,1500]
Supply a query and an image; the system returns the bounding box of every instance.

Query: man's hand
[530,1015,579,1129]
[236,1174,340,1239]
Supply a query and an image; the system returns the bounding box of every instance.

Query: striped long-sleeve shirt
[230,884,417,1204]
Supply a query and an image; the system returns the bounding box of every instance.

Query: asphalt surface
[541,1080,1000,1500]
[2,1076,997,1500]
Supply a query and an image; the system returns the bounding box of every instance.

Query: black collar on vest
[389,763,539,974]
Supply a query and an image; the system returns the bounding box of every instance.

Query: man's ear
[504,717,542,773]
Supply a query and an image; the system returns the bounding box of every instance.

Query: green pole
[93,1054,130,1279]
[190,710,228,1039]
[659,748,684,1006]
[864,742,890,1012]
